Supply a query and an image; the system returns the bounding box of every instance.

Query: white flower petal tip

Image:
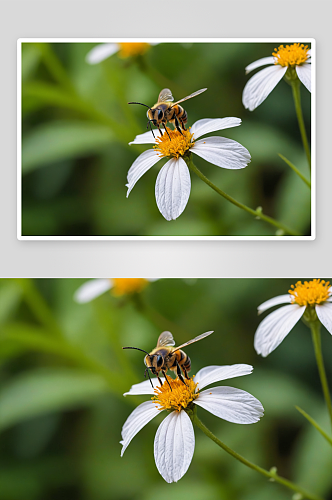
[154,410,195,483]
[126,149,161,197]
[196,387,264,424]
[123,378,164,396]
[195,364,254,390]
[243,65,287,111]
[192,137,251,170]
[85,43,119,64]
[315,303,332,335]
[120,401,160,457]
[155,158,191,221]
[296,64,311,92]
[73,279,111,303]
[254,304,305,357]
[257,294,292,315]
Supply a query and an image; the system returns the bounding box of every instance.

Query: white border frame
[17,38,316,241]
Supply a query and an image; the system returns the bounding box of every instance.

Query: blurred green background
[0,278,330,500]
[21,42,311,236]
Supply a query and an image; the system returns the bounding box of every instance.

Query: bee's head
[144,353,163,372]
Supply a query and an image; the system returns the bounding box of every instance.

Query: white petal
[254,304,305,357]
[192,137,250,169]
[190,118,241,140]
[257,294,292,314]
[123,378,164,396]
[242,65,287,111]
[195,387,264,424]
[73,279,111,303]
[296,63,311,92]
[154,410,195,483]
[245,56,275,73]
[129,130,156,145]
[86,43,119,64]
[155,157,191,221]
[316,303,332,335]
[195,364,253,390]
[120,401,160,456]
[126,149,160,196]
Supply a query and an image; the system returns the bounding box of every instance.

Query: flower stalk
[289,77,311,171]
[278,154,311,188]
[193,413,323,500]
[309,320,332,428]
[187,157,300,236]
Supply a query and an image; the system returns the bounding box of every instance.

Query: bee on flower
[121,364,264,483]
[243,43,312,111]
[74,278,158,303]
[254,279,332,357]
[126,118,251,220]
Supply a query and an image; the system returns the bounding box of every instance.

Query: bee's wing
[171,330,213,353]
[156,331,176,347]
[157,89,174,103]
[172,88,207,106]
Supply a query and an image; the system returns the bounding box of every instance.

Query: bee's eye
[157,109,163,121]
[156,355,163,367]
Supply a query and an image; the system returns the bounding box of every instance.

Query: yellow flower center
[289,279,331,307]
[273,43,310,67]
[110,278,149,296]
[152,376,199,412]
[154,128,194,159]
[118,43,150,59]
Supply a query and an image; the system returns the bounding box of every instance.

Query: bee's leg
[163,124,172,141]
[181,366,190,380]
[179,118,187,131]
[175,360,187,386]
[147,120,156,139]
[174,116,184,136]
[162,370,173,391]
[144,368,154,389]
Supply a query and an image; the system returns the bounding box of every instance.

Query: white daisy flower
[254,279,332,357]
[127,119,251,221]
[121,364,264,483]
[74,278,158,303]
[86,42,153,64]
[243,43,311,111]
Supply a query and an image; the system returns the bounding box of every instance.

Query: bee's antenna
[128,102,152,111]
[122,346,150,356]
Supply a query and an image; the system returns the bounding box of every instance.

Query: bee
[128,88,207,140]
[123,330,213,390]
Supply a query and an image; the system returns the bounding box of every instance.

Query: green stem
[13,279,63,338]
[290,79,311,171]
[278,154,311,188]
[296,406,332,446]
[193,414,323,500]
[188,158,300,236]
[310,322,332,428]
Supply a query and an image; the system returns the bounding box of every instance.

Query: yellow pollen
[118,43,150,59]
[152,375,199,412]
[110,278,149,296]
[289,279,331,307]
[273,43,310,67]
[154,128,194,159]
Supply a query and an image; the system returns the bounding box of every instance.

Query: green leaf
[0,368,110,431]
[22,120,113,173]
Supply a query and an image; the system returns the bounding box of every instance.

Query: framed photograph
[18,38,315,240]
